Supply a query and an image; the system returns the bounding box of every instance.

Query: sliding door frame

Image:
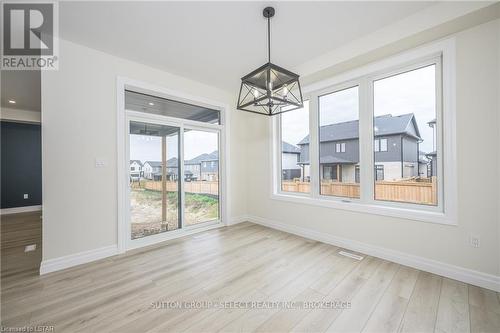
[117,77,228,252]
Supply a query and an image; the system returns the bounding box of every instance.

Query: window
[184,130,219,224]
[380,139,388,152]
[335,142,345,153]
[280,101,310,193]
[373,64,437,206]
[319,86,360,199]
[273,39,455,224]
[374,139,387,152]
[335,143,346,153]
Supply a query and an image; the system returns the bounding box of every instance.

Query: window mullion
[309,95,320,199]
[359,78,374,203]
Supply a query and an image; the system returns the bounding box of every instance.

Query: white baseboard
[227,215,250,226]
[41,219,243,275]
[246,215,500,292]
[1,205,42,215]
[40,245,119,275]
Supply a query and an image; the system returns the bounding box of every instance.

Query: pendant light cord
[267,16,271,63]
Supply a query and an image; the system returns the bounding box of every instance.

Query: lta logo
[1,2,58,70]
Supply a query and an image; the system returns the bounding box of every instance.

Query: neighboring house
[164,157,196,181]
[143,161,162,180]
[200,151,219,181]
[130,160,143,180]
[149,150,219,182]
[297,113,423,182]
[426,118,437,177]
[281,141,302,181]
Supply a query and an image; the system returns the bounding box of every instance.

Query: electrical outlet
[469,235,480,248]
[24,244,36,252]
[23,193,29,199]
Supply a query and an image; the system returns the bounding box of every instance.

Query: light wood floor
[2,222,500,332]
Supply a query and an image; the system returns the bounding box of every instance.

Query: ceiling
[1,71,41,112]
[126,90,220,124]
[59,1,437,93]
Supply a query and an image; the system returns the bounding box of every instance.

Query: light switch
[23,193,29,199]
[95,158,107,168]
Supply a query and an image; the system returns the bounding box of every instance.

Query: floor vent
[338,250,364,261]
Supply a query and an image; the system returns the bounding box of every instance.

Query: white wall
[245,20,500,277]
[41,38,248,261]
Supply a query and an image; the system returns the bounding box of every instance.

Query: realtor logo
[1,1,58,70]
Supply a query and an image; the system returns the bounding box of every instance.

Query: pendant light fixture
[237,7,303,116]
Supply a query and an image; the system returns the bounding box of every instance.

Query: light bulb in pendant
[253,89,259,98]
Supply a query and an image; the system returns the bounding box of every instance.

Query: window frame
[271,38,457,225]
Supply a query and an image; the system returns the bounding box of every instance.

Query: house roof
[282,141,301,154]
[190,150,219,163]
[151,150,219,168]
[144,161,162,167]
[298,113,421,145]
[130,160,143,166]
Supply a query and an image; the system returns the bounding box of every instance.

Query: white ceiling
[1,71,41,112]
[59,1,437,93]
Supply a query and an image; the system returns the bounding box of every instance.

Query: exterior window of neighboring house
[131,166,135,171]
[280,101,310,193]
[335,143,346,153]
[374,64,438,206]
[274,43,453,223]
[380,139,388,152]
[375,165,384,181]
[374,139,388,152]
[319,86,360,199]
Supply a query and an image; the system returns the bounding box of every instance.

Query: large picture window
[280,101,310,193]
[273,40,455,224]
[373,64,437,206]
[319,86,360,199]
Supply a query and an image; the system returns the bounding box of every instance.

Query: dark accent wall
[1,121,42,209]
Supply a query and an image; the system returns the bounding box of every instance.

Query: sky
[282,64,436,153]
[130,129,218,163]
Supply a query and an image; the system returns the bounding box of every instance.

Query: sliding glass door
[129,121,180,240]
[183,129,219,226]
[125,89,223,247]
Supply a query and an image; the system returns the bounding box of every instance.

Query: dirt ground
[130,188,218,239]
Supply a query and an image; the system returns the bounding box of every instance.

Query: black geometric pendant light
[237,7,303,116]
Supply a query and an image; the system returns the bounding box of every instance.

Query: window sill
[270,192,457,226]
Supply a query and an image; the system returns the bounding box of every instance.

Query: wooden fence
[282,177,437,205]
[132,180,219,196]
